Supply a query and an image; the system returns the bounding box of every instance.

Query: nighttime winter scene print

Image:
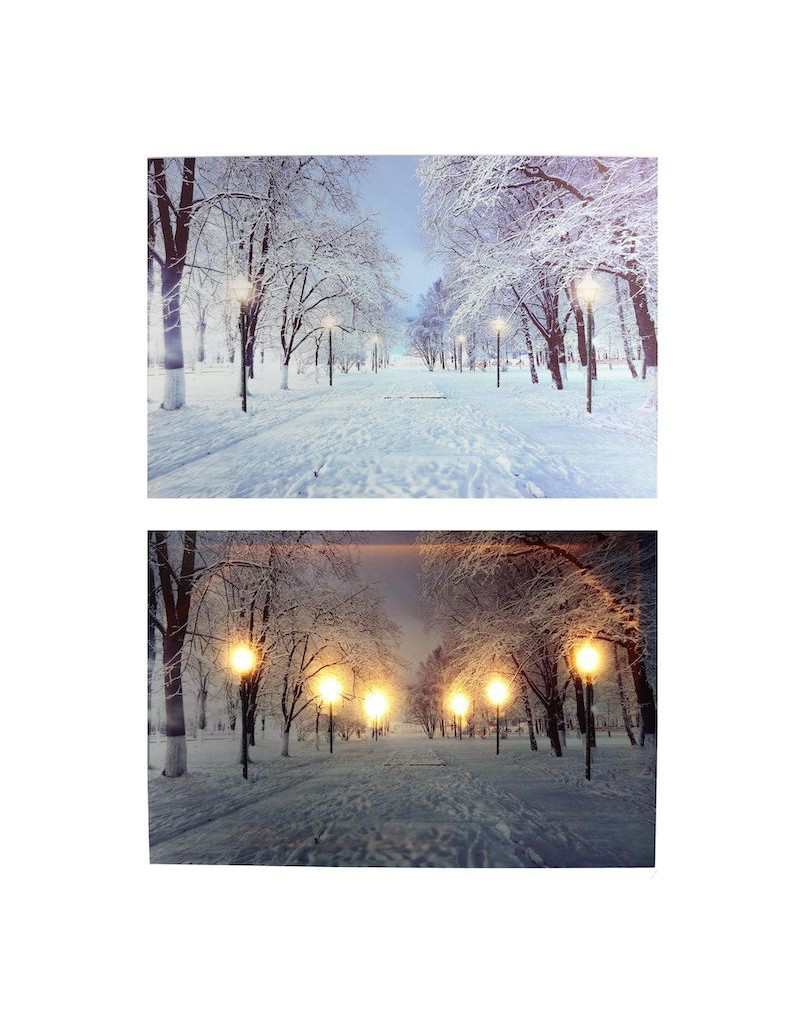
[148,531,657,868]
[147,157,657,498]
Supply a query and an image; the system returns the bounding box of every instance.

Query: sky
[356,156,444,319]
[353,531,442,686]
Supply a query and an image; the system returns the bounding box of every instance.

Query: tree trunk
[545,706,563,757]
[624,640,657,744]
[614,645,638,746]
[614,276,638,378]
[625,272,657,370]
[281,727,290,757]
[520,319,539,384]
[160,266,186,410]
[162,634,187,776]
[521,688,537,751]
[546,333,565,389]
[573,677,587,735]
[197,320,206,364]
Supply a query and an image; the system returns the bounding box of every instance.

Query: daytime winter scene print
[147,156,657,498]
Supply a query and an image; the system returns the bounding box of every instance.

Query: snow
[148,726,655,867]
[148,358,656,497]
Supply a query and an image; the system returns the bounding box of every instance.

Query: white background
[3,2,797,1024]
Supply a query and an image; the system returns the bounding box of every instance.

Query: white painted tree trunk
[559,361,568,383]
[280,363,289,390]
[161,368,186,410]
[641,366,657,411]
[163,735,187,777]
[281,729,290,756]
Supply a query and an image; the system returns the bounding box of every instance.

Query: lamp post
[230,276,252,413]
[486,678,509,754]
[321,316,336,387]
[491,319,506,388]
[318,676,342,753]
[575,642,601,780]
[449,693,469,740]
[364,690,388,740]
[230,642,257,779]
[456,334,465,373]
[576,276,601,414]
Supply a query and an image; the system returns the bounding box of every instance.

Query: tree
[149,531,198,776]
[148,159,197,410]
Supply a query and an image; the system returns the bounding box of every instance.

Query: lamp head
[575,641,601,676]
[449,692,470,717]
[364,690,389,719]
[230,276,252,305]
[490,318,507,333]
[318,675,342,703]
[321,316,336,330]
[486,678,509,706]
[230,643,257,675]
[576,275,601,308]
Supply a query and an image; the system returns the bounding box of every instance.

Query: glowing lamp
[230,276,252,305]
[321,316,336,330]
[230,643,257,675]
[456,334,466,343]
[575,642,601,676]
[449,693,470,717]
[486,678,509,706]
[318,676,343,704]
[490,318,507,333]
[576,276,601,307]
[364,691,389,720]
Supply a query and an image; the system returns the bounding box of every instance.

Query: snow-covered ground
[147,359,656,498]
[148,727,656,867]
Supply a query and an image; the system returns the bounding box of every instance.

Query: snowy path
[148,364,656,497]
[148,733,655,867]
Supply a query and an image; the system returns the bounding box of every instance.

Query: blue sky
[357,156,443,318]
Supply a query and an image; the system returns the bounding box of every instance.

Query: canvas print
[147,156,657,498]
[148,531,657,867]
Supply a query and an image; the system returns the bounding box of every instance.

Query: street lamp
[364,690,389,740]
[449,692,469,740]
[456,334,466,373]
[576,276,601,414]
[575,641,601,780]
[486,677,509,754]
[369,334,381,374]
[490,319,507,388]
[230,642,257,779]
[318,675,342,753]
[321,316,336,387]
[230,276,253,413]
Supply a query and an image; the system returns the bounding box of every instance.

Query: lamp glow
[575,642,601,676]
[318,676,342,703]
[230,276,252,305]
[321,316,336,330]
[456,334,466,343]
[486,678,509,706]
[490,318,507,333]
[364,691,389,720]
[576,276,601,307]
[230,643,257,675]
[449,692,470,717]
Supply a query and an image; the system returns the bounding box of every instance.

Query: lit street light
[449,692,469,740]
[364,690,389,740]
[230,642,257,779]
[318,675,343,753]
[575,641,601,780]
[486,677,509,754]
[576,276,601,414]
[321,316,336,387]
[230,276,253,413]
[490,319,507,388]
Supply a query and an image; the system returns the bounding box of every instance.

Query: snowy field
[148,727,656,868]
[148,359,656,498]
